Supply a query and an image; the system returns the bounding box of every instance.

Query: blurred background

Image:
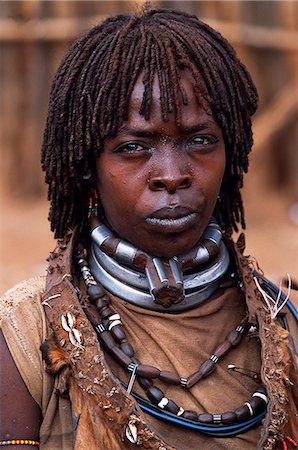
[0,0,297,295]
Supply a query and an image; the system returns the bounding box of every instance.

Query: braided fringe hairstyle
[41,8,258,239]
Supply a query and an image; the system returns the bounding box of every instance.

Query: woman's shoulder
[0,276,46,321]
[0,275,48,359]
[0,276,48,408]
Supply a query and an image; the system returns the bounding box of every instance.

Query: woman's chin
[134,233,203,258]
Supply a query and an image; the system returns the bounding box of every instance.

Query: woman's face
[95,73,225,257]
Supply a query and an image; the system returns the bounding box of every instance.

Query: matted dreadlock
[41,7,258,239]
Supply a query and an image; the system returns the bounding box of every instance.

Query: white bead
[177,407,185,416]
[158,397,169,409]
[244,402,254,417]
[108,314,120,322]
[108,319,122,330]
[252,392,268,404]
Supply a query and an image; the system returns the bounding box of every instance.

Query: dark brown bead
[109,346,131,368]
[186,371,203,388]
[187,360,215,388]
[250,396,265,412]
[227,330,242,346]
[213,340,232,358]
[75,244,85,260]
[120,341,134,357]
[256,386,267,395]
[197,413,213,423]
[102,318,109,329]
[87,284,105,302]
[100,307,114,319]
[110,324,126,343]
[182,410,198,421]
[99,331,115,350]
[146,386,164,404]
[219,279,237,288]
[221,411,238,424]
[137,364,161,379]
[205,241,218,258]
[83,305,101,325]
[159,371,181,385]
[164,400,180,415]
[235,405,250,421]
[95,297,111,311]
[138,376,153,391]
[199,359,216,377]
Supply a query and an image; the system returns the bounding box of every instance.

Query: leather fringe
[230,234,296,450]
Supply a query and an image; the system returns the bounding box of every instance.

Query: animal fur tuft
[40,334,69,374]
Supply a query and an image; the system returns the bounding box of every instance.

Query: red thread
[286,436,297,447]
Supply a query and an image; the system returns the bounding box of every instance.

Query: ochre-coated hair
[41,8,258,239]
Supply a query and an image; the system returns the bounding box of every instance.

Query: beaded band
[0,440,39,446]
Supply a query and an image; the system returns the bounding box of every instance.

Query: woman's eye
[190,135,217,146]
[115,142,146,154]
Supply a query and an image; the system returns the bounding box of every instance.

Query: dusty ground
[0,177,297,296]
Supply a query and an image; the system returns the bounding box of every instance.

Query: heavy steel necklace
[89,216,230,312]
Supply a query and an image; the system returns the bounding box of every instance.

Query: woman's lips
[145,207,199,233]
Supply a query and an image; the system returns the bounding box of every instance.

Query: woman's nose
[148,154,192,194]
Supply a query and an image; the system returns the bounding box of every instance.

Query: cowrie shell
[61,315,71,332]
[69,331,77,347]
[69,330,84,349]
[125,422,138,444]
[67,312,75,328]
[72,328,83,344]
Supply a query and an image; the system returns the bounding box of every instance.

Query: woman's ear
[83,168,94,183]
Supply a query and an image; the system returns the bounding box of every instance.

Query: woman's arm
[0,330,41,449]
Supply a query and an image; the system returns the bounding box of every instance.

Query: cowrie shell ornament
[61,313,84,350]
[61,314,71,332]
[125,421,138,444]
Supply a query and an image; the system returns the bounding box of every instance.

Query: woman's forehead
[129,71,195,106]
[124,72,216,133]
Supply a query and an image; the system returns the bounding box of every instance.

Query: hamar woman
[0,6,297,450]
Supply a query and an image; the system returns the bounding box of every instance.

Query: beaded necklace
[75,243,269,434]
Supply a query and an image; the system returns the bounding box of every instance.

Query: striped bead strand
[0,441,39,446]
[76,248,249,390]
[75,251,136,361]
[88,308,267,426]
[138,382,268,425]
[76,248,268,426]
[185,323,247,388]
